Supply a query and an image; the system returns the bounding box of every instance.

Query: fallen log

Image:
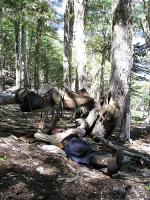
[0,92,16,105]
[34,124,86,147]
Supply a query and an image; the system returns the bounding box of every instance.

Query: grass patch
[132,115,144,122]
[145,185,150,191]
[0,155,8,162]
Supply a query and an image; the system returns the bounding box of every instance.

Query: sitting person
[61,134,124,175]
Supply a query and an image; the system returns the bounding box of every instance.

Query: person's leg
[90,149,124,175]
[90,154,107,167]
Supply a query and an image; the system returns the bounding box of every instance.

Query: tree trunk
[0,73,5,92]
[73,0,87,90]
[27,33,33,89]
[34,18,42,91]
[14,19,22,89]
[44,64,49,83]
[0,40,5,92]
[100,56,105,97]
[0,7,5,92]
[63,0,74,89]
[141,0,150,44]
[21,24,29,88]
[110,0,133,140]
[141,0,150,120]
[148,82,150,118]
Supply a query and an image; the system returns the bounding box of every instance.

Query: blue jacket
[64,137,96,166]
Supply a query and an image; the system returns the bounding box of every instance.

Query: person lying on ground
[35,125,124,176]
[61,134,124,176]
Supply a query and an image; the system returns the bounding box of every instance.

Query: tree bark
[21,23,29,88]
[141,0,150,44]
[148,82,150,119]
[110,0,133,140]
[141,0,150,120]
[100,56,105,97]
[63,0,74,89]
[34,18,42,91]
[0,74,5,92]
[14,19,22,89]
[73,0,87,90]
[27,33,33,89]
[0,7,5,92]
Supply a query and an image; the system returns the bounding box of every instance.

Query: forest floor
[0,105,150,200]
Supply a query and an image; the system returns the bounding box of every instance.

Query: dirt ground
[0,105,150,200]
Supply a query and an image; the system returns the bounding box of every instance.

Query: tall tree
[110,0,133,140]
[34,17,43,90]
[14,18,22,89]
[11,1,29,89]
[141,0,150,45]
[0,6,5,91]
[33,0,49,90]
[63,0,74,89]
[73,0,87,90]
[21,21,29,88]
[141,0,150,120]
[86,0,111,97]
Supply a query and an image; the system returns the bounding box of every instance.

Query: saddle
[15,88,44,112]
[15,87,61,113]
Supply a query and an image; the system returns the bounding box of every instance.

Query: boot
[107,149,124,175]
[90,154,108,168]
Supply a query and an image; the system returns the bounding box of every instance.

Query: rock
[36,166,45,174]
[41,145,66,156]
[65,176,79,183]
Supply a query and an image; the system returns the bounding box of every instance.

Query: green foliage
[131,80,149,120]
[1,0,63,88]
[0,155,8,162]
[40,36,63,87]
[132,111,145,122]
[145,185,150,191]
[86,0,111,56]
[133,0,144,31]
[85,0,112,96]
